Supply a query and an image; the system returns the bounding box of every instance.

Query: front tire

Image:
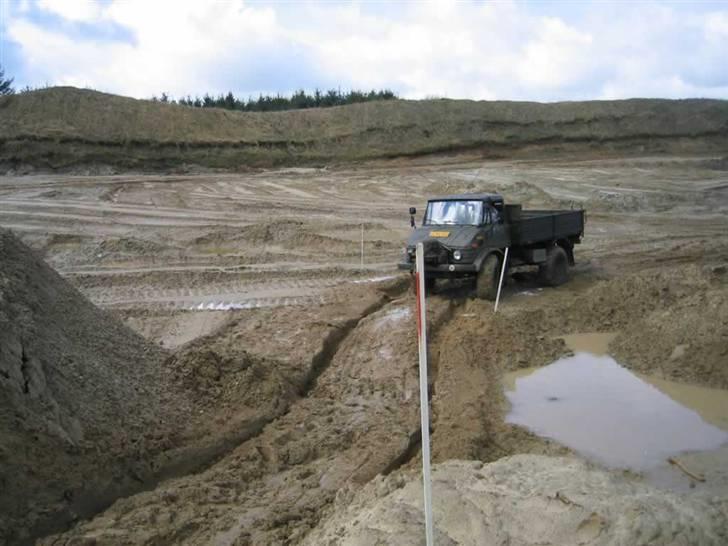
[476,254,500,300]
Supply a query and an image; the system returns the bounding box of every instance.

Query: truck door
[485,204,509,248]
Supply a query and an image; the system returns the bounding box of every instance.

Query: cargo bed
[510,210,585,246]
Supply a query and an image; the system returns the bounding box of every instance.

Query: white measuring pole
[494,247,510,313]
[360,224,364,271]
[414,243,435,546]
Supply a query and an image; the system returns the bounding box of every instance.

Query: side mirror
[409,207,417,215]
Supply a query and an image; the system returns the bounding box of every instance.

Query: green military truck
[398,193,585,299]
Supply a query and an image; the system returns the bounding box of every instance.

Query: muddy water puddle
[504,334,728,477]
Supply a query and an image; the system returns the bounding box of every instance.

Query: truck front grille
[423,240,448,264]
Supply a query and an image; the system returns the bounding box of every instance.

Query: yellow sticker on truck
[429,231,450,238]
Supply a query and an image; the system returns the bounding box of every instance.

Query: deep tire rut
[377,296,460,474]
[41,289,401,544]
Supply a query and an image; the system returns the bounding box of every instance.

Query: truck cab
[399,193,508,276]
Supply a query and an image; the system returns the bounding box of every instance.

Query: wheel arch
[474,248,507,271]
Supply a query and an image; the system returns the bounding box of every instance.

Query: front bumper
[397,262,477,276]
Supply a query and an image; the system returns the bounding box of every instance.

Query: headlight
[453,250,462,261]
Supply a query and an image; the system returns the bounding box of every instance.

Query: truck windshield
[424,200,483,226]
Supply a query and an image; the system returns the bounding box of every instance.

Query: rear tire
[538,246,569,287]
[476,254,500,300]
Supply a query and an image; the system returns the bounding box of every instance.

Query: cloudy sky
[1,0,727,102]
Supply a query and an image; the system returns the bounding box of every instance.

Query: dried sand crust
[304,455,728,546]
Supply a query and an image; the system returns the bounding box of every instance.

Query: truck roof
[428,192,504,204]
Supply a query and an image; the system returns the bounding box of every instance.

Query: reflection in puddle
[637,374,728,431]
[504,353,728,472]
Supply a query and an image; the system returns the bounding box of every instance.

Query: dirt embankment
[0,229,172,543]
[1,87,727,171]
[608,266,728,388]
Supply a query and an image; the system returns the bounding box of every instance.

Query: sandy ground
[304,457,728,545]
[1,152,728,544]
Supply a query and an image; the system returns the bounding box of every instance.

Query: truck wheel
[476,254,500,300]
[539,246,569,287]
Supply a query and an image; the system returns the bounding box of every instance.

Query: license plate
[429,231,450,238]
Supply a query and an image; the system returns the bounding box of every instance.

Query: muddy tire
[539,246,569,287]
[476,254,500,300]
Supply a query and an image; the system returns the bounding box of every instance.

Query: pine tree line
[0,64,15,96]
[152,88,398,111]
[0,64,398,111]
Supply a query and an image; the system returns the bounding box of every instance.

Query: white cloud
[706,12,728,41]
[515,17,593,89]
[9,0,284,97]
[37,0,104,23]
[4,0,728,100]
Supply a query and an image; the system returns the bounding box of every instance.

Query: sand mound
[306,455,728,545]
[0,229,175,543]
[166,336,296,420]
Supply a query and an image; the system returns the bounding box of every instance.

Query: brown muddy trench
[38,290,460,545]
